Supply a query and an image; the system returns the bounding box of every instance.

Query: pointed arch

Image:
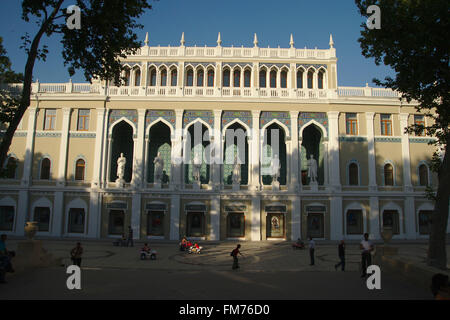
[261,119,290,138]
[108,117,137,136]
[299,120,328,139]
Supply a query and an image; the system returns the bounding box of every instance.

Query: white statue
[116,153,126,181]
[307,154,318,183]
[153,152,164,183]
[192,154,202,182]
[232,155,241,185]
[271,154,281,183]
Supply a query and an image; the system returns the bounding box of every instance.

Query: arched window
[244,69,251,88]
[297,69,304,88]
[160,68,167,86]
[75,159,85,181]
[186,68,194,86]
[149,68,157,86]
[270,70,277,88]
[170,68,178,86]
[124,68,131,86]
[259,69,266,88]
[419,164,428,186]
[5,157,17,179]
[223,69,230,87]
[207,69,214,87]
[196,69,204,87]
[233,69,240,87]
[40,158,51,180]
[318,70,324,89]
[384,163,394,186]
[280,70,288,88]
[133,68,141,86]
[349,163,359,185]
[307,70,314,89]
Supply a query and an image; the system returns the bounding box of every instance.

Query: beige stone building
[1,34,446,241]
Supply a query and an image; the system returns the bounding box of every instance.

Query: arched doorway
[262,123,287,185]
[110,121,134,183]
[301,124,324,185]
[223,122,249,185]
[147,121,171,184]
[184,122,211,185]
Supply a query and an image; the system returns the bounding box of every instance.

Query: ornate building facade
[1,34,446,241]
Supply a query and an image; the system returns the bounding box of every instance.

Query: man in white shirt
[309,237,316,266]
[360,233,374,278]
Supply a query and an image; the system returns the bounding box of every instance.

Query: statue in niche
[153,151,164,184]
[271,154,281,183]
[116,153,126,182]
[232,155,241,185]
[192,154,202,182]
[307,154,318,183]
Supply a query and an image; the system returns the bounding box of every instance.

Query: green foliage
[0,0,153,170]
[0,37,23,125]
[355,0,450,147]
[355,0,450,269]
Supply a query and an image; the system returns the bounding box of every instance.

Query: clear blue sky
[0,0,394,86]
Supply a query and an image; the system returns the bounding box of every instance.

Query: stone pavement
[2,239,446,299]
[4,238,448,272]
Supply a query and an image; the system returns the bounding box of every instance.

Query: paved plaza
[0,239,446,299]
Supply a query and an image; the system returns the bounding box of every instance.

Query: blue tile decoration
[338,136,367,142]
[183,110,214,129]
[146,110,176,132]
[109,109,138,129]
[260,111,290,135]
[374,137,401,143]
[296,64,327,70]
[409,138,436,144]
[298,112,328,135]
[222,111,252,130]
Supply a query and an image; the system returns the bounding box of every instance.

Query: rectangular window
[383,210,400,235]
[414,115,425,136]
[147,211,164,236]
[109,210,124,235]
[346,113,358,135]
[34,207,50,232]
[346,210,363,235]
[227,212,245,238]
[0,206,14,231]
[77,109,90,131]
[418,210,432,235]
[68,208,85,233]
[380,114,392,136]
[44,109,56,130]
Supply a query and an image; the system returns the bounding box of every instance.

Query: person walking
[231,244,244,270]
[70,242,83,267]
[334,240,345,271]
[360,233,374,278]
[309,237,315,266]
[127,226,134,247]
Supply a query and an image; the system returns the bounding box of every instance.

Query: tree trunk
[428,137,450,269]
[0,0,64,167]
